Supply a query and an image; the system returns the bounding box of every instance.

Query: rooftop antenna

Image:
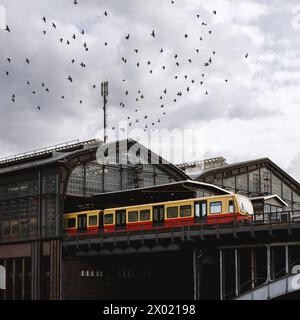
[101,81,109,143]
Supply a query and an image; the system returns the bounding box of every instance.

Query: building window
[180,205,192,217]
[249,170,260,196]
[167,206,178,218]
[86,163,103,195]
[104,166,121,192]
[261,168,271,195]
[272,174,282,197]
[67,165,85,196]
[223,176,235,191]
[210,202,222,214]
[236,174,248,196]
[122,168,135,190]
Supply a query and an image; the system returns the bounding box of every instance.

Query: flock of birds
[1,0,249,134]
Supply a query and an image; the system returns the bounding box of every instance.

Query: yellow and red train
[64,194,254,236]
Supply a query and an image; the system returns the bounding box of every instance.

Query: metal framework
[101,81,109,144]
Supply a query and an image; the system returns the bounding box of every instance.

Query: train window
[89,215,98,226]
[104,214,114,225]
[67,218,76,228]
[167,206,178,218]
[210,202,222,214]
[180,205,192,217]
[128,211,139,222]
[229,200,234,213]
[140,209,151,221]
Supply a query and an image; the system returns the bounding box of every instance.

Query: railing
[231,257,300,300]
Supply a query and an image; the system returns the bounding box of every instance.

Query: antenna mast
[101,81,109,143]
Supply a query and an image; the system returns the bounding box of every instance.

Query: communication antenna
[101,81,109,143]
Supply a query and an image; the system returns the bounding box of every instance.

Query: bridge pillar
[219,249,224,300]
[235,249,240,297]
[251,248,256,289]
[31,241,42,300]
[193,249,198,300]
[285,245,289,275]
[267,245,271,283]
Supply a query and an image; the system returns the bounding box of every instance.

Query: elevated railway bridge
[63,210,300,300]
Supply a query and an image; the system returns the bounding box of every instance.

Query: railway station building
[0,138,300,300]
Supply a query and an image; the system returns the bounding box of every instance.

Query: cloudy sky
[0,0,300,179]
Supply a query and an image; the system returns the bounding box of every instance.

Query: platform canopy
[90,180,231,210]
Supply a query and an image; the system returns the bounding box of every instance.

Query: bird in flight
[42,17,46,23]
[151,30,155,38]
[25,58,30,64]
[6,25,10,32]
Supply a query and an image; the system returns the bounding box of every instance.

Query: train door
[153,205,164,226]
[116,210,126,230]
[194,200,207,223]
[99,212,104,230]
[78,214,87,232]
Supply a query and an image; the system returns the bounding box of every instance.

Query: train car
[64,210,102,236]
[64,193,253,236]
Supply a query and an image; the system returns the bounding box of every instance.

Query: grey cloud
[0,0,298,181]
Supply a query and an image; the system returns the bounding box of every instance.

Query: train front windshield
[237,195,254,215]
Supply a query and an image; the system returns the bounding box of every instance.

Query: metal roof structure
[177,157,227,170]
[177,157,227,179]
[196,157,300,194]
[0,139,102,174]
